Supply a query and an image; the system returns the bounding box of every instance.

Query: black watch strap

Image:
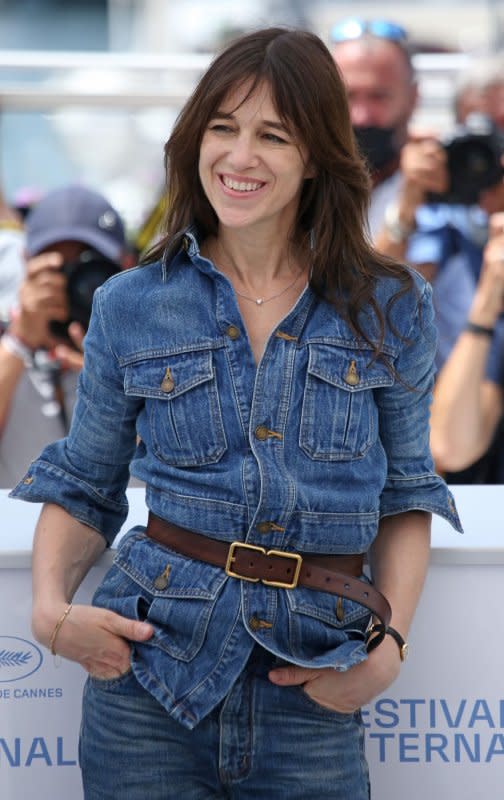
[465,321,495,338]
[366,623,409,661]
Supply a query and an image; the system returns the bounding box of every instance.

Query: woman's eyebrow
[209,111,290,133]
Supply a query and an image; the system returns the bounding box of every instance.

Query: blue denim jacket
[11,230,461,729]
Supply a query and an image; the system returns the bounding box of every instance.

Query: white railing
[0,50,470,112]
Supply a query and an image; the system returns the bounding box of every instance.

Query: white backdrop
[1,487,503,799]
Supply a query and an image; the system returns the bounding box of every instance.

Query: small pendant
[256,298,263,305]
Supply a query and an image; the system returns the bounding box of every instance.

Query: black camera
[49,249,120,342]
[433,114,504,205]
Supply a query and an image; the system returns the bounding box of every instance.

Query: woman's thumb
[109,613,154,642]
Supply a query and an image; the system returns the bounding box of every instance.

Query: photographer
[430,211,504,482]
[330,19,449,263]
[407,55,504,372]
[0,185,130,488]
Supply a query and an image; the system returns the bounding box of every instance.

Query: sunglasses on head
[330,18,408,44]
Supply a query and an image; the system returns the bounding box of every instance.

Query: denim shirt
[11,230,461,729]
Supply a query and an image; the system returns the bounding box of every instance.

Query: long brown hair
[147,27,413,352]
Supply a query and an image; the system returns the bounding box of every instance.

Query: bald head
[332,37,417,142]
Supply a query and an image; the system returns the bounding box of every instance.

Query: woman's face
[198,80,312,238]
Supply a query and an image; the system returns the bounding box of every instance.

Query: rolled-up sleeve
[376,280,462,532]
[9,284,142,544]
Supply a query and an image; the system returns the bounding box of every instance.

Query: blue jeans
[79,646,370,799]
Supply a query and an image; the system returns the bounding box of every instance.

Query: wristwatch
[367,623,409,661]
[383,203,416,245]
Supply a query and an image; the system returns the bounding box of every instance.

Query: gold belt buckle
[225,542,303,589]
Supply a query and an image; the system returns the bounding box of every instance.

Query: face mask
[353,126,401,172]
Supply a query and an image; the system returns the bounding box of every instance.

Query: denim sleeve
[9,285,142,545]
[376,280,463,532]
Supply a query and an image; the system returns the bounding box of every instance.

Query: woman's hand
[268,636,401,714]
[34,602,154,680]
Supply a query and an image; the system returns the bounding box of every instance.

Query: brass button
[249,616,273,631]
[22,476,34,485]
[255,425,269,441]
[256,521,285,534]
[226,325,240,340]
[160,367,175,393]
[344,359,360,386]
[153,564,171,591]
[256,521,272,534]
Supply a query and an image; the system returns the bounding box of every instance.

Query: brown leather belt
[145,513,391,638]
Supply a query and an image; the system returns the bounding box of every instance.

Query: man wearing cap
[0,185,130,489]
[330,18,448,262]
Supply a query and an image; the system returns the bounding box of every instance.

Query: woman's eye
[209,123,234,133]
[263,132,287,144]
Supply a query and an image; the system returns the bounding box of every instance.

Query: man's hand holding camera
[10,251,85,370]
[399,132,448,217]
[12,252,68,350]
[379,132,448,258]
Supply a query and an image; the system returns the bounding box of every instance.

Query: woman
[12,28,461,799]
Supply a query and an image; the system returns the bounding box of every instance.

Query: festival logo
[0,636,43,683]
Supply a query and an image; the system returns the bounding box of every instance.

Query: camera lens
[49,250,120,342]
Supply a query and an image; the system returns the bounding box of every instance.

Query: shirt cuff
[9,457,129,546]
[379,474,463,532]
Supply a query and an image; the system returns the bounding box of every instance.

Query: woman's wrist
[468,296,501,330]
[464,321,495,338]
[49,604,73,655]
[32,600,72,648]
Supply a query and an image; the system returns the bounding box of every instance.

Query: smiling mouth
[221,175,265,192]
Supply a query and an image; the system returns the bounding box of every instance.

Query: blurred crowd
[0,17,503,489]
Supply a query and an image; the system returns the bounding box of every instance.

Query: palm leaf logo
[0,649,32,668]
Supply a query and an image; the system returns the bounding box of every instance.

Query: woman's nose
[228,134,259,170]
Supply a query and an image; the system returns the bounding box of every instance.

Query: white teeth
[222,176,262,192]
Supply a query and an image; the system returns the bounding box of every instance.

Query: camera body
[49,249,120,342]
[433,114,504,205]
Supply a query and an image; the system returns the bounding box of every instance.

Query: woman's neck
[206,229,308,296]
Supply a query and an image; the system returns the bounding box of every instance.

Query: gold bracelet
[49,603,73,656]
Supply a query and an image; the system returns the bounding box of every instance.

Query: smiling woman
[11,26,461,800]
[198,81,311,238]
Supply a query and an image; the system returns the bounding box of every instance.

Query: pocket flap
[125,350,214,400]
[307,344,394,391]
[286,581,371,629]
[114,530,227,599]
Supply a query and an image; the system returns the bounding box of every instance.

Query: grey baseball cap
[25,184,126,261]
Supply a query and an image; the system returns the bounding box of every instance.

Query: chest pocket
[125,349,227,467]
[299,343,394,461]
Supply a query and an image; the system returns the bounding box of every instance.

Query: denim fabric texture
[80,645,370,799]
[11,229,462,729]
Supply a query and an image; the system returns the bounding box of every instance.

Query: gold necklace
[210,242,306,306]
